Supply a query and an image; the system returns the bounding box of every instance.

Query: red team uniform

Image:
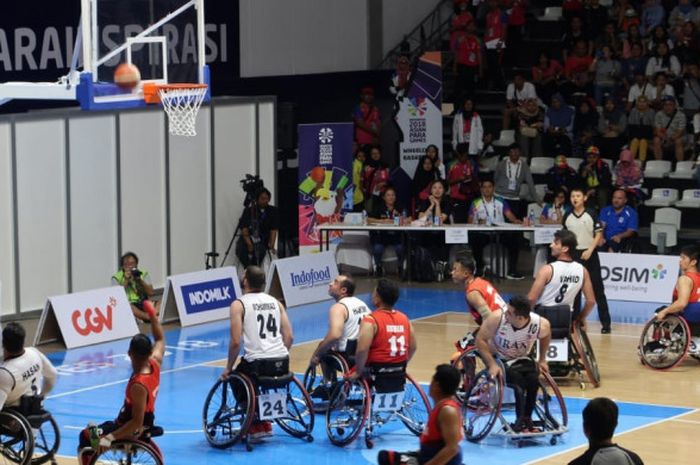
[365,309,411,365]
[674,271,700,321]
[465,277,507,325]
[117,358,161,427]
[419,398,463,465]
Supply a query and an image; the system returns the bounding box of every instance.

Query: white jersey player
[0,323,57,410]
[528,230,596,329]
[311,275,371,367]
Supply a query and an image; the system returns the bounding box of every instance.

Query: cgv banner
[599,252,679,303]
[161,266,241,327]
[266,251,338,307]
[34,286,138,349]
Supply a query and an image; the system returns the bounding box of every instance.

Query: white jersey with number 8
[537,260,585,310]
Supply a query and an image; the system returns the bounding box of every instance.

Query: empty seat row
[645,189,700,208]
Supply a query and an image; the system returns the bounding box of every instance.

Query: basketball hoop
[144,83,208,137]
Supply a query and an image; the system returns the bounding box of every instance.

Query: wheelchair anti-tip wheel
[397,373,431,436]
[325,377,371,447]
[271,377,315,441]
[89,440,163,465]
[303,353,349,413]
[0,410,35,465]
[639,315,690,370]
[463,369,504,442]
[202,374,255,448]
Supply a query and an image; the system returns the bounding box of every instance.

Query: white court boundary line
[47,311,452,400]
[521,408,699,465]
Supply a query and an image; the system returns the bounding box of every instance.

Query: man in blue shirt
[599,189,638,252]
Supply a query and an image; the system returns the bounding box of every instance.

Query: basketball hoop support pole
[197,0,205,84]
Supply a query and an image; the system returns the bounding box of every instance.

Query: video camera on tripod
[205,174,267,269]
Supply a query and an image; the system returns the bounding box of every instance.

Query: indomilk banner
[297,122,354,255]
[396,51,443,178]
[599,252,679,303]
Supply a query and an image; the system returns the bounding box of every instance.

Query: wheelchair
[533,305,600,389]
[79,426,164,465]
[453,349,567,445]
[0,396,60,465]
[202,359,315,451]
[324,363,431,449]
[639,311,700,370]
[303,351,350,413]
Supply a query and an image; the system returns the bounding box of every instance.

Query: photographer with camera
[235,187,280,268]
[111,252,159,322]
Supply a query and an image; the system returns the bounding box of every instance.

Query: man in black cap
[653,95,687,161]
[77,301,165,464]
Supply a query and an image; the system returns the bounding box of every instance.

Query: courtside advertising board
[266,251,338,307]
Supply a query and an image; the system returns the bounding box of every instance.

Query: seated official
[655,245,700,356]
[378,365,463,465]
[476,296,552,433]
[416,180,452,263]
[598,189,638,253]
[368,187,409,277]
[111,252,159,322]
[0,323,58,411]
[467,179,526,280]
[539,189,571,225]
[235,188,279,268]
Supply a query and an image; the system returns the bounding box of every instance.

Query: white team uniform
[492,312,541,363]
[337,296,371,352]
[537,260,585,310]
[0,347,58,410]
[239,293,289,362]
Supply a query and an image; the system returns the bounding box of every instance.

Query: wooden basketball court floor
[42,287,697,465]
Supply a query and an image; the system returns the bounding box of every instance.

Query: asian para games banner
[396,52,443,178]
[298,123,354,254]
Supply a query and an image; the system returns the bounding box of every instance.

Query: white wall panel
[0,123,15,315]
[240,0,368,77]
[168,106,212,274]
[15,119,67,311]
[68,115,119,292]
[258,101,276,202]
[119,111,167,288]
[213,103,256,267]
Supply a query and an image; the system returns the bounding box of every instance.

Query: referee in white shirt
[562,187,611,333]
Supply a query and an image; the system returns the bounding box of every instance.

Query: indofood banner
[297,122,354,255]
[599,252,679,303]
[266,251,338,307]
[396,51,443,178]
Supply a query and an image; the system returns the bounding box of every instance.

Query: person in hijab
[452,98,485,157]
[614,149,644,205]
[544,93,575,157]
[390,54,412,100]
[546,155,581,197]
[412,155,440,207]
[363,145,390,213]
[597,95,627,159]
[425,144,446,179]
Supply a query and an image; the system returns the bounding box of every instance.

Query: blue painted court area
[43,288,687,465]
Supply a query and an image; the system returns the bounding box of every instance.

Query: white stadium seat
[674,189,700,208]
[492,129,516,148]
[644,160,672,179]
[650,207,682,252]
[530,157,554,175]
[567,157,584,170]
[668,161,696,180]
[538,7,563,21]
[645,188,679,207]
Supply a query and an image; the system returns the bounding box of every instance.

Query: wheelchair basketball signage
[258,392,287,420]
[599,252,679,303]
[161,267,242,327]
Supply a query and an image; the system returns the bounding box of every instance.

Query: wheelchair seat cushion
[256,372,295,389]
[368,362,407,393]
[25,412,51,429]
[534,305,571,339]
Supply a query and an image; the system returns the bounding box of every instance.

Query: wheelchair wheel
[397,373,431,436]
[463,370,503,443]
[0,410,34,465]
[303,353,349,413]
[572,323,600,387]
[89,440,162,465]
[202,374,255,448]
[273,377,315,440]
[533,372,568,432]
[325,378,370,447]
[28,414,59,465]
[452,348,489,404]
[639,315,690,370]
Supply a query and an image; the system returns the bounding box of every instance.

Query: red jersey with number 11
[365,309,411,364]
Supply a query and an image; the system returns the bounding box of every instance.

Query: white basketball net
[158,86,208,137]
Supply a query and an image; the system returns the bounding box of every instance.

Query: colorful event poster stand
[396,51,443,178]
[266,252,338,307]
[160,267,241,327]
[297,123,354,254]
[34,286,138,349]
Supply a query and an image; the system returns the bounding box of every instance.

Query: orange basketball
[311,166,325,183]
[114,63,141,89]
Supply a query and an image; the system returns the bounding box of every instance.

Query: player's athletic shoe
[249,421,273,442]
